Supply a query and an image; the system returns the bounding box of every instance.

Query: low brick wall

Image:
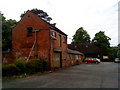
[2,51,16,64]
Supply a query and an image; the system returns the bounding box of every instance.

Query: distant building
[67,49,84,65]
[68,44,100,58]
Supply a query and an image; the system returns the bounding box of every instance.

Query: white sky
[0,0,119,46]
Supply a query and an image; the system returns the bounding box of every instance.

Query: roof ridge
[28,10,67,36]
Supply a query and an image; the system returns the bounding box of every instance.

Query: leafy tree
[117,49,120,58]
[1,12,17,51]
[117,44,120,58]
[92,31,111,60]
[71,27,91,44]
[21,8,52,23]
[108,46,118,61]
[118,43,120,47]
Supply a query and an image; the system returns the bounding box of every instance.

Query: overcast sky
[0,0,119,46]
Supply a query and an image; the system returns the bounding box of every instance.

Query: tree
[92,31,111,60]
[1,12,17,51]
[21,8,52,23]
[118,43,120,47]
[117,44,120,58]
[71,27,91,44]
[108,46,118,61]
[117,49,120,58]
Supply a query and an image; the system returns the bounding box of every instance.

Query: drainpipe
[35,30,38,57]
[49,29,52,70]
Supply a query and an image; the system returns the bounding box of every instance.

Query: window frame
[27,27,33,37]
[50,30,56,40]
[58,35,62,47]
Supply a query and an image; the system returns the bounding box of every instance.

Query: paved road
[3,62,119,88]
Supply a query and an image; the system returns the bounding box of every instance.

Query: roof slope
[28,10,67,36]
[68,49,84,55]
[68,44,100,54]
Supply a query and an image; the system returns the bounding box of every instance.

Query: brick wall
[12,11,50,62]
[2,52,16,64]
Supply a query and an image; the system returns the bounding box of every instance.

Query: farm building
[2,10,84,69]
[68,44,100,58]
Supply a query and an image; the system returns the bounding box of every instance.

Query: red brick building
[4,10,84,69]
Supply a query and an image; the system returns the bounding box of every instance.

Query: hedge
[26,59,43,74]
[14,59,26,74]
[26,58,50,74]
[2,58,50,77]
[2,64,20,77]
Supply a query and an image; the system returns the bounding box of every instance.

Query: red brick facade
[3,11,84,68]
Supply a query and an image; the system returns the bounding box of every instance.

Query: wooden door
[54,52,61,68]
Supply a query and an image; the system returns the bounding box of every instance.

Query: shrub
[2,64,20,77]
[26,58,50,74]
[14,59,26,74]
[26,59,43,74]
[39,58,50,71]
[2,58,50,77]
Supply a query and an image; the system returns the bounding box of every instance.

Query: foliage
[2,64,20,77]
[92,31,111,47]
[118,43,120,47]
[14,59,26,74]
[26,59,43,74]
[117,44,120,58]
[20,8,52,23]
[92,31,111,60]
[71,27,91,44]
[39,58,50,71]
[3,58,50,77]
[26,58,49,74]
[1,12,17,51]
[108,46,118,61]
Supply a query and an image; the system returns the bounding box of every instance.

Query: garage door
[54,52,61,68]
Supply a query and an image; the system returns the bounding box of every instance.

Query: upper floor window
[27,27,33,37]
[51,30,56,40]
[58,35,61,47]
[63,36,67,43]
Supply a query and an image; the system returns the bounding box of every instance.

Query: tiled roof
[68,44,100,54]
[68,49,84,55]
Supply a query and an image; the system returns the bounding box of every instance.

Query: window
[68,54,73,60]
[51,30,56,39]
[75,55,79,60]
[63,36,67,43]
[58,35,61,47]
[64,51,67,60]
[27,27,33,37]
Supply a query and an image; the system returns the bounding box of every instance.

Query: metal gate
[54,52,61,68]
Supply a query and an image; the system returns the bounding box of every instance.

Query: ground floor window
[75,55,79,60]
[68,54,74,60]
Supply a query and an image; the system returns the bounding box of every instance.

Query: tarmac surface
[2,62,119,88]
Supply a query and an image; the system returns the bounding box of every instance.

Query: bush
[14,59,26,74]
[2,58,50,77]
[2,64,20,77]
[26,58,50,74]
[26,59,43,74]
[39,58,50,71]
